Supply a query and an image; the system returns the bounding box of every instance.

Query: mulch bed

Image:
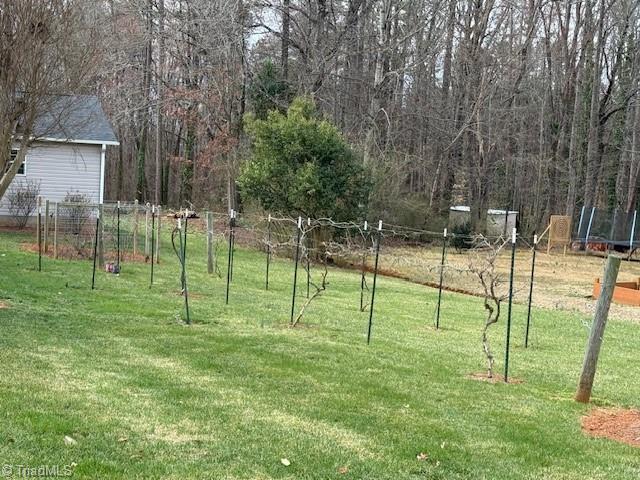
[466,372,524,384]
[582,408,640,448]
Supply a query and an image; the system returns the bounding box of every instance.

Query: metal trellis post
[266,214,271,290]
[306,217,311,299]
[37,203,42,272]
[225,210,235,304]
[525,234,538,348]
[290,216,302,324]
[360,221,368,311]
[116,201,121,270]
[183,212,190,324]
[367,221,383,344]
[150,206,156,287]
[504,227,517,383]
[435,227,448,329]
[91,211,100,290]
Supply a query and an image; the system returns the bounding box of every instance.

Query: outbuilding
[0,95,118,222]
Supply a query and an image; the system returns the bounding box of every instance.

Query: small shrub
[6,179,41,228]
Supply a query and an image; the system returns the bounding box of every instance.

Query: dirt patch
[466,372,523,384]
[582,408,640,448]
[176,291,206,300]
[0,301,9,309]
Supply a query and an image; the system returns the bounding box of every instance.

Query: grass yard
[0,229,639,479]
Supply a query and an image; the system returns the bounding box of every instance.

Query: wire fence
[36,198,161,268]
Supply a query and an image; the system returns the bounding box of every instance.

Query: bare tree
[0,0,102,201]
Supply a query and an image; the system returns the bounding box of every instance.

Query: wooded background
[92,0,640,232]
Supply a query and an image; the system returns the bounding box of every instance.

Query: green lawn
[0,229,639,479]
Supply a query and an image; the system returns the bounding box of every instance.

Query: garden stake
[525,234,538,348]
[367,221,382,344]
[265,214,271,290]
[306,217,311,299]
[504,227,517,382]
[174,218,185,292]
[225,210,234,304]
[37,206,42,272]
[150,206,155,287]
[360,221,368,311]
[290,216,302,325]
[230,211,236,283]
[435,227,448,329]
[91,212,100,289]
[183,212,190,324]
[116,200,121,270]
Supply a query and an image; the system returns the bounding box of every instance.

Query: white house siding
[0,142,102,217]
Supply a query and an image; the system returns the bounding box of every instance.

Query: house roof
[30,94,118,145]
[487,209,518,216]
[450,205,471,212]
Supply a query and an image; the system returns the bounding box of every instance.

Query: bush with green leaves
[239,97,370,221]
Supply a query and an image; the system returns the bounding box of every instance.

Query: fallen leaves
[280,458,291,467]
[338,466,349,474]
[63,435,77,446]
[416,452,428,461]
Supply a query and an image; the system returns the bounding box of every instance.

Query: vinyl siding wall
[0,142,102,216]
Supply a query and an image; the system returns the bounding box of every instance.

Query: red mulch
[0,225,35,233]
[466,372,524,384]
[582,408,640,448]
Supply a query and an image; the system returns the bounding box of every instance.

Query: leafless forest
[8,0,640,232]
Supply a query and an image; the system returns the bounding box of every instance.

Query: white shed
[486,209,518,236]
[0,95,118,222]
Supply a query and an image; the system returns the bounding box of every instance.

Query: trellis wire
[30,204,537,362]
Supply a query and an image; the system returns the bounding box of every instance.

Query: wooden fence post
[575,255,621,403]
[53,202,58,259]
[44,199,50,252]
[207,211,214,274]
[133,199,139,256]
